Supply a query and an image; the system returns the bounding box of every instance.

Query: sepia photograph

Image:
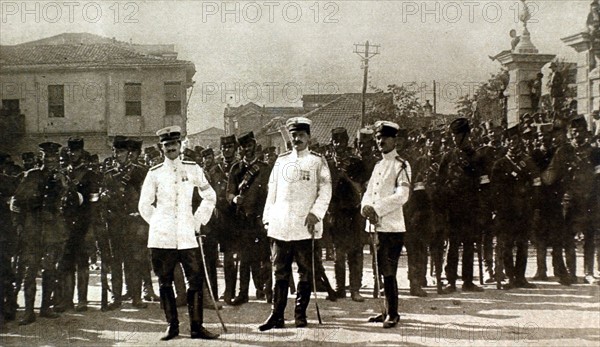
[0,0,599,345]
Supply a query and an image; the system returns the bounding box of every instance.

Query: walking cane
[309,224,323,324]
[198,235,228,333]
[370,223,386,318]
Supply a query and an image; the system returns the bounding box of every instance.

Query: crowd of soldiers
[1,110,599,329]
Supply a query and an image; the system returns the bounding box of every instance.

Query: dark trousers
[151,248,203,328]
[271,239,314,283]
[497,217,529,282]
[197,232,219,299]
[57,218,91,306]
[331,210,364,293]
[445,211,476,285]
[238,228,270,298]
[375,233,404,278]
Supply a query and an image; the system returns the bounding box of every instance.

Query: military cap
[505,125,520,138]
[39,142,62,156]
[570,116,588,130]
[286,117,312,134]
[67,137,84,150]
[156,125,181,143]
[113,135,129,149]
[450,118,470,134]
[194,145,205,154]
[127,137,143,152]
[144,146,157,155]
[183,148,196,160]
[238,131,256,146]
[331,127,349,142]
[21,152,35,160]
[357,128,375,142]
[220,134,237,146]
[374,120,400,137]
[200,148,214,157]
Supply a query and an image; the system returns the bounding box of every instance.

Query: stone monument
[493,0,555,128]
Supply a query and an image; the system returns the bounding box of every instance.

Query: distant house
[223,102,306,136]
[0,33,195,157]
[186,127,225,150]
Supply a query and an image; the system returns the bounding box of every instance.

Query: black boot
[188,289,219,339]
[259,280,288,331]
[54,271,74,312]
[159,286,179,341]
[382,276,399,329]
[294,281,311,328]
[39,272,59,319]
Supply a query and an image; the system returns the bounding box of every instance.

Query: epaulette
[309,150,322,157]
[182,160,197,165]
[279,150,292,157]
[150,163,164,171]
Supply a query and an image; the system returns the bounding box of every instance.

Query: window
[125,83,142,116]
[48,85,64,117]
[164,82,181,115]
[1,99,20,117]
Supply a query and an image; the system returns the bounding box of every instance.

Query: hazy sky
[0,0,589,133]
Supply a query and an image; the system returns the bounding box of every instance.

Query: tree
[454,68,509,126]
[365,83,424,126]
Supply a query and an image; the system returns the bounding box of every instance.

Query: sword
[198,234,228,333]
[370,223,386,318]
[309,224,322,324]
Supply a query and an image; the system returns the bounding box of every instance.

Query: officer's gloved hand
[304,212,319,229]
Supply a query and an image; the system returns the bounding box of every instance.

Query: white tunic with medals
[263,149,332,241]
[138,158,216,249]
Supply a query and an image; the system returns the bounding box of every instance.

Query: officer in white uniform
[361,121,411,329]
[138,125,219,341]
[258,117,332,331]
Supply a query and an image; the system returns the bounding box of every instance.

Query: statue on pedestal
[547,62,564,112]
[529,72,543,112]
[587,0,600,69]
[510,29,521,51]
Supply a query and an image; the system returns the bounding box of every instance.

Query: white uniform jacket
[263,148,332,241]
[138,158,216,249]
[361,149,411,233]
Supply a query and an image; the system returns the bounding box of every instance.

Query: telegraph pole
[354,41,380,127]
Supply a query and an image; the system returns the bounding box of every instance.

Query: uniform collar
[164,156,182,168]
[381,149,398,160]
[293,148,309,158]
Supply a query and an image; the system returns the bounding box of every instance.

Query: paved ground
[1,247,599,346]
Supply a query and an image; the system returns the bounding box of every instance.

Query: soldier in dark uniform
[217,135,240,304]
[128,138,161,302]
[100,136,148,309]
[530,124,555,280]
[227,131,272,305]
[327,127,367,301]
[491,125,540,289]
[438,118,484,293]
[195,148,223,309]
[565,118,599,284]
[474,126,505,283]
[12,142,79,325]
[54,137,97,312]
[1,153,20,323]
[540,121,575,285]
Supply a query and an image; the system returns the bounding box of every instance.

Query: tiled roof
[304,94,364,145]
[0,43,194,71]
